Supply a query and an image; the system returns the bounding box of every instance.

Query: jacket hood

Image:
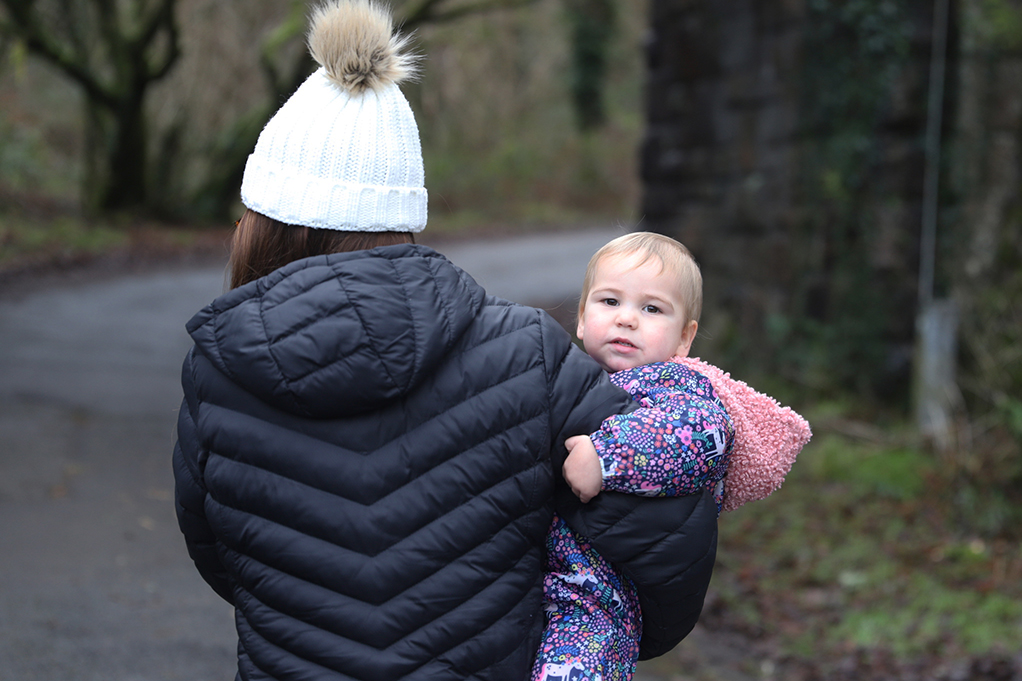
[186,244,485,418]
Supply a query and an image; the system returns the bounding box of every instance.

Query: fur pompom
[308,0,417,94]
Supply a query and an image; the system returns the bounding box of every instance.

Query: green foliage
[967,0,1022,49]
[0,213,126,267]
[952,188,1022,538]
[5,37,27,76]
[0,117,46,191]
[713,410,1022,665]
[937,0,1022,541]
[414,0,644,232]
[564,0,617,130]
[812,437,934,501]
[804,0,912,129]
[835,577,1022,656]
[0,56,82,199]
[775,0,915,404]
[424,129,638,231]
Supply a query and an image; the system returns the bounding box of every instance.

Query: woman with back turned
[173,2,720,679]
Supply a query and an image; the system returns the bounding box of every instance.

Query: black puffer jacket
[174,244,718,679]
[557,486,719,660]
[174,244,639,680]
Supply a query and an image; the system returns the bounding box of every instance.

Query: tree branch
[135,0,170,49]
[259,0,310,98]
[141,0,180,81]
[399,0,540,30]
[398,0,449,29]
[413,0,540,26]
[0,0,119,108]
[83,0,130,91]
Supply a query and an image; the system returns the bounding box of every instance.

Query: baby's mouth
[611,338,636,349]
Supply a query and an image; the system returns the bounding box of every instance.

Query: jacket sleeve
[557,485,718,660]
[173,349,235,604]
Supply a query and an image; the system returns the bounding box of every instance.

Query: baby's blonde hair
[579,231,702,324]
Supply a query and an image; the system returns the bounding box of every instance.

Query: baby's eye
[601,298,619,307]
[643,304,662,314]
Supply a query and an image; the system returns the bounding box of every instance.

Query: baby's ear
[676,320,698,357]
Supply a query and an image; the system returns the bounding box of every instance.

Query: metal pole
[915,0,957,445]
[919,0,951,308]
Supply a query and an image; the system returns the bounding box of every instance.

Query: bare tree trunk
[0,0,180,216]
[100,88,148,212]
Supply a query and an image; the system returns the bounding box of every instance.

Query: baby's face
[577,252,696,373]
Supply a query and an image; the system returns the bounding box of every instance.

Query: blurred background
[0,0,1020,679]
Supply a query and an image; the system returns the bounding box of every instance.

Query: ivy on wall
[781,0,916,403]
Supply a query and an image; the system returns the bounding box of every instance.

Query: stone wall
[641,0,803,352]
[639,0,936,383]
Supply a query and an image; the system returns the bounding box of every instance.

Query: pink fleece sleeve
[671,356,811,512]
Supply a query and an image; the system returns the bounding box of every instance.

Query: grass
[0,206,232,279]
[0,211,128,269]
[707,406,1022,668]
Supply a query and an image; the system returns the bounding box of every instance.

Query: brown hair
[578,231,703,324]
[228,209,415,289]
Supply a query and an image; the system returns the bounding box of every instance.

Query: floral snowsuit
[533,362,735,681]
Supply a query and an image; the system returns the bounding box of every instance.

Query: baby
[534,232,811,681]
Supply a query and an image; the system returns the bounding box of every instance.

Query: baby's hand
[563,435,602,503]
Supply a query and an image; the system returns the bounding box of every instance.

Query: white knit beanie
[241,0,426,232]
